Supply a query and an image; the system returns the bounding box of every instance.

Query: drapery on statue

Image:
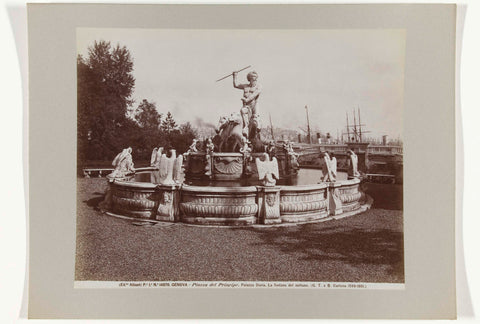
[320,152,335,182]
[329,152,338,181]
[108,147,135,178]
[347,149,360,178]
[151,148,158,166]
[102,147,135,209]
[255,153,279,187]
[150,147,164,167]
[233,70,262,139]
[158,149,184,185]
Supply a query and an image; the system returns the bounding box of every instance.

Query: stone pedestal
[257,186,281,225]
[99,178,115,211]
[328,182,343,216]
[155,184,180,222]
[205,153,213,177]
[184,153,208,180]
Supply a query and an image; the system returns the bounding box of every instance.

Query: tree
[170,122,198,154]
[134,99,162,130]
[131,99,166,160]
[160,111,178,134]
[77,40,136,163]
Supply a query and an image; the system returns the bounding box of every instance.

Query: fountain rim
[111,168,360,191]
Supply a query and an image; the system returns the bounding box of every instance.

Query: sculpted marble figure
[283,139,300,169]
[150,147,164,167]
[347,149,360,178]
[233,70,262,139]
[321,152,335,182]
[329,152,337,182]
[108,147,135,178]
[215,113,244,152]
[266,140,276,159]
[256,153,279,187]
[248,113,265,152]
[158,149,184,185]
[239,136,252,154]
[187,139,198,154]
[205,138,215,154]
[204,138,215,177]
[209,69,264,153]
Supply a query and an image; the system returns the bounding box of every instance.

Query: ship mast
[305,105,312,144]
[358,106,362,142]
[269,113,275,140]
[346,112,350,143]
[353,109,358,142]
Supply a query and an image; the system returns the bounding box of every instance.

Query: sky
[77,28,405,140]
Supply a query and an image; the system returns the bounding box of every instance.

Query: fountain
[100,70,371,226]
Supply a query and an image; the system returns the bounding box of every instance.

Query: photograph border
[28,4,455,319]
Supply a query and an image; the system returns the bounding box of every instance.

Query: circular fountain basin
[104,165,369,226]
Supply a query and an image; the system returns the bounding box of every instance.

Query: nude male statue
[233,70,262,138]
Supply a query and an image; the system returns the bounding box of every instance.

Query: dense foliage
[77,40,197,167]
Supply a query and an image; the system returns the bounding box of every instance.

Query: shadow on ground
[364,183,403,210]
[84,192,104,211]
[231,223,403,278]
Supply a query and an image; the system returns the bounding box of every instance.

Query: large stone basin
[103,168,369,226]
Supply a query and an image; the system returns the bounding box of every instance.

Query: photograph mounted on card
[28,4,456,319]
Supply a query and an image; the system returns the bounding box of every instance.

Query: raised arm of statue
[233,72,246,89]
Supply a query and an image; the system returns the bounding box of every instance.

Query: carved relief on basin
[279,183,329,223]
[180,185,258,226]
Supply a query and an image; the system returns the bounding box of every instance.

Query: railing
[82,168,113,178]
[295,144,403,156]
[367,145,403,154]
[365,173,396,184]
[82,166,153,178]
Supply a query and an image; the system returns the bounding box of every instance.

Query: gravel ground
[76,178,404,283]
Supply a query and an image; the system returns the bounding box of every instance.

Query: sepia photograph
[24,3,458,319]
[75,28,405,286]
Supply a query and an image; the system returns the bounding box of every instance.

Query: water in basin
[131,168,347,187]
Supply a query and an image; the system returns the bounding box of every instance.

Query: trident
[215,65,251,82]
